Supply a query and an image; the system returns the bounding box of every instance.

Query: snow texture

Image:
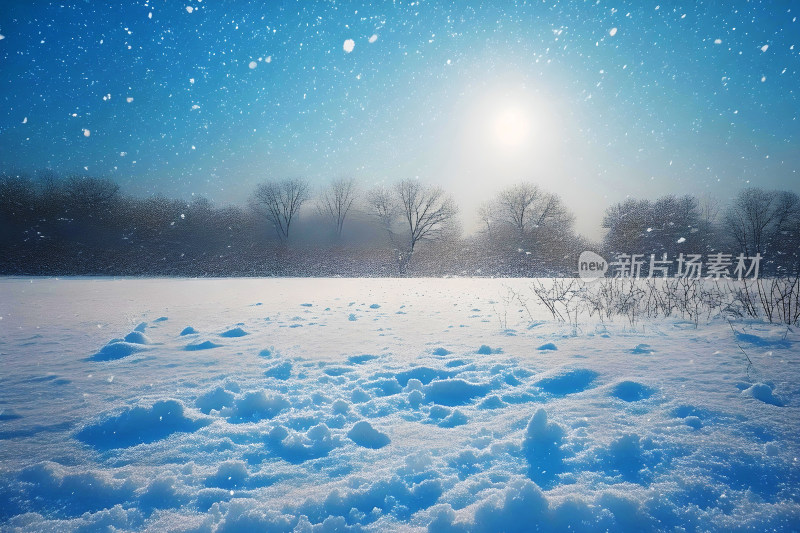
[0,278,798,531]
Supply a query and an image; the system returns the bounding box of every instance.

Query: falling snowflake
[368,34,378,43]
[186,6,194,14]
[126,97,134,103]
[343,39,355,53]
[609,27,618,37]
[760,44,769,52]
[714,38,722,44]
[83,129,91,137]
[249,61,257,69]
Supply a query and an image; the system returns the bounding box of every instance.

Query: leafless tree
[495,182,573,240]
[724,188,800,256]
[477,201,494,239]
[316,177,357,239]
[253,178,310,241]
[699,193,720,227]
[366,185,398,237]
[366,179,458,273]
[64,175,120,218]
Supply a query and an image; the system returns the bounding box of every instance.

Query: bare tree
[724,188,800,256]
[65,176,119,212]
[366,179,458,274]
[253,178,310,241]
[699,193,720,228]
[495,183,573,240]
[366,185,398,237]
[477,201,494,239]
[316,177,357,239]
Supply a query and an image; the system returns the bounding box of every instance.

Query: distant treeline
[0,172,798,277]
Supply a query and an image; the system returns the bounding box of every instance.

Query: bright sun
[491,106,531,149]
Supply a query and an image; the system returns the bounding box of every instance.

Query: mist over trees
[602,195,717,259]
[252,178,310,241]
[366,179,458,274]
[1,172,798,277]
[316,177,357,240]
[475,182,583,275]
[723,188,800,273]
[602,190,799,276]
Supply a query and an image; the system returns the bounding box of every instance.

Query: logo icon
[578,251,608,281]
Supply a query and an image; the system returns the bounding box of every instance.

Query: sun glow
[491,105,532,149]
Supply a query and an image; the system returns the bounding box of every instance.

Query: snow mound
[478,395,506,409]
[438,409,468,428]
[347,421,390,449]
[227,391,290,423]
[351,388,371,403]
[14,462,136,518]
[430,479,549,531]
[76,400,207,450]
[366,377,403,396]
[220,327,248,338]
[431,347,452,356]
[184,340,222,351]
[205,461,249,489]
[395,367,453,386]
[139,476,189,513]
[91,341,146,361]
[268,423,339,462]
[348,354,378,364]
[597,433,655,482]
[631,343,653,354]
[536,368,598,396]
[537,342,558,351]
[179,326,197,336]
[523,408,565,485]
[123,331,152,344]
[477,344,501,354]
[741,382,785,406]
[265,362,292,380]
[331,399,350,414]
[424,379,491,406]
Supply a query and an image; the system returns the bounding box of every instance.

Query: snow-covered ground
[0,278,798,532]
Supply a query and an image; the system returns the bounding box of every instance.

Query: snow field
[0,278,798,531]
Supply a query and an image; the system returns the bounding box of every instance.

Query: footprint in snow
[611,380,654,402]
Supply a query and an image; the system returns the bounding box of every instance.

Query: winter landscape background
[2,1,800,531]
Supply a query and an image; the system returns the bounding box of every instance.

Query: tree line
[0,171,797,276]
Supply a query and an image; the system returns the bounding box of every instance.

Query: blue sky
[0,0,797,238]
